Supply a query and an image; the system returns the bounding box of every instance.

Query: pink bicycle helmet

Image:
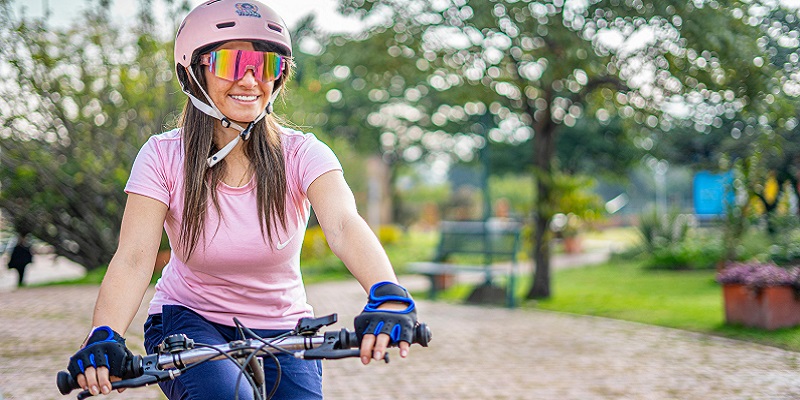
[174,0,292,73]
[173,0,293,168]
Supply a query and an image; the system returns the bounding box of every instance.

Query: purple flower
[717,262,799,290]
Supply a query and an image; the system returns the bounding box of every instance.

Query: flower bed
[717,262,800,330]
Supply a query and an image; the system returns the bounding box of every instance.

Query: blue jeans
[144,305,323,400]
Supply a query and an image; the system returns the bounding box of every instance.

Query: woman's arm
[306,170,412,364]
[77,193,167,395]
[92,193,168,334]
[306,170,397,288]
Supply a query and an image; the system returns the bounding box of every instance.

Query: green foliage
[0,1,185,269]
[377,224,403,245]
[647,233,725,270]
[763,216,800,266]
[637,208,691,254]
[489,174,534,218]
[337,0,777,299]
[298,226,438,281]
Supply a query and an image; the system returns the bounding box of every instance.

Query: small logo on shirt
[277,234,295,250]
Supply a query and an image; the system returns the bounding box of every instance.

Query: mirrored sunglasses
[200,49,285,83]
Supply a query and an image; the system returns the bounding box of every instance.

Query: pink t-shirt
[125,127,342,329]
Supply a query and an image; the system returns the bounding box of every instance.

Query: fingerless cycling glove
[354,281,417,344]
[67,326,133,380]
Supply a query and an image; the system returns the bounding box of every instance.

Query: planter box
[723,284,800,330]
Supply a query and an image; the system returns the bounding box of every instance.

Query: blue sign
[693,171,734,215]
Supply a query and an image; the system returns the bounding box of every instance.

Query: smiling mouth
[230,95,260,102]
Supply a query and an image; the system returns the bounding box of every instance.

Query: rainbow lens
[205,49,284,82]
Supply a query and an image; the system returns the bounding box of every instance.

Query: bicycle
[56,313,432,400]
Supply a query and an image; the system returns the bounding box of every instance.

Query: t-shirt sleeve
[125,136,170,206]
[295,134,343,193]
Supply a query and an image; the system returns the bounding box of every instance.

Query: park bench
[407,219,522,308]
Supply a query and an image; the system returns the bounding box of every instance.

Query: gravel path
[1,278,799,399]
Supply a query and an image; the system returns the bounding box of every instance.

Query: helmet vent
[176,21,186,38]
[267,23,282,33]
[216,21,236,29]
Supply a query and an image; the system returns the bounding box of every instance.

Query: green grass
[437,259,800,352]
[33,266,109,286]
[536,260,723,331]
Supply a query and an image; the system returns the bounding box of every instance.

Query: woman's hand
[67,326,133,395]
[354,282,417,365]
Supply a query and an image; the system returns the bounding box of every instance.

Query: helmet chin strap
[184,67,281,167]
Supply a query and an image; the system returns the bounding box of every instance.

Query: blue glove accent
[83,326,116,347]
[390,324,401,342]
[76,359,85,373]
[89,353,96,368]
[371,321,385,336]
[363,281,415,314]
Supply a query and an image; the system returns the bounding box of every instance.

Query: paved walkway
[1,272,800,399]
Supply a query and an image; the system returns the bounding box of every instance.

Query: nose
[237,68,259,87]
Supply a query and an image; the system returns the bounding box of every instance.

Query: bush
[763,227,800,266]
[646,233,724,270]
[637,208,690,253]
[301,226,332,262]
[377,225,403,245]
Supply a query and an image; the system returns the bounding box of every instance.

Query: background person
[7,232,33,287]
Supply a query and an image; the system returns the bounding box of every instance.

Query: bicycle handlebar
[57,314,431,399]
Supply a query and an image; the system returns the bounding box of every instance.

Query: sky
[14,0,366,35]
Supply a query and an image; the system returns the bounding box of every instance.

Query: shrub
[301,226,332,261]
[378,225,403,245]
[647,237,724,270]
[637,208,690,253]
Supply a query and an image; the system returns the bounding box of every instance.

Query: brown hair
[178,41,291,260]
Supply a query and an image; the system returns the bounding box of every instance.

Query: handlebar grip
[57,370,80,395]
[343,322,432,347]
[414,323,432,347]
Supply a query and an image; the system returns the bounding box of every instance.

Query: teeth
[231,95,258,101]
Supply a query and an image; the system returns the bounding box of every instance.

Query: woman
[66,1,418,398]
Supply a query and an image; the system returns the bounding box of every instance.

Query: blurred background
[2,0,800,356]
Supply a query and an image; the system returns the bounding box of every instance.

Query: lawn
[437,258,800,352]
[535,260,723,331]
[534,260,800,351]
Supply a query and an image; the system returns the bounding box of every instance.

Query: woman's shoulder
[149,128,183,144]
[279,126,327,154]
[142,128,183,154]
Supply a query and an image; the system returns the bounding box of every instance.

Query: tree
[650,4,800,231]
[338,0,774,298]
[0,0,187,269]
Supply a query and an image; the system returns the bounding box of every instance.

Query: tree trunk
[527,93,557,299]
[530,204,552,298]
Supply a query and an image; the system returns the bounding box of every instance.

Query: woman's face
[204,41,276,126]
